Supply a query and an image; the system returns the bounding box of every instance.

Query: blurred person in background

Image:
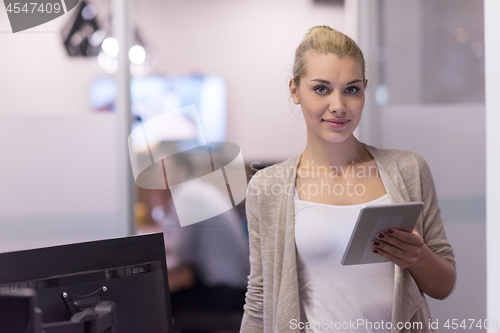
[150,153,250,318]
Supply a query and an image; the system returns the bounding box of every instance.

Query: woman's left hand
[372,228,425,268]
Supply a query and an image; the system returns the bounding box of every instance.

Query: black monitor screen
[0,233,173,333]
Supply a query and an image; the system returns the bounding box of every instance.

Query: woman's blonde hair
[292,25,366,87]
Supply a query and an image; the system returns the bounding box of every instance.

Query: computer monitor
[0,233,174,333]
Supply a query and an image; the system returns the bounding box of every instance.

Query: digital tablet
[341,201,424,265]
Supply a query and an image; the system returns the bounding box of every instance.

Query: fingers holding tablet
[372,228,425,268]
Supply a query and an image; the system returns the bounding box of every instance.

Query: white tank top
[294,188,394,333]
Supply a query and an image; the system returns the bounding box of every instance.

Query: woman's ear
[364,79,368,89]
[289,78,301,105]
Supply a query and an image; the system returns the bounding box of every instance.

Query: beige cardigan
[240,143,456,333]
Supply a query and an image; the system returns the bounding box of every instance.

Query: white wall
[0,114,125,252]
[0,1,128,251]
[0,2,108,115]
[485,0,500,331]
[383,0,423,104]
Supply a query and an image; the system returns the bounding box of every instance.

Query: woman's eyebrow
[311,79,330,84]
[311,79,363,85]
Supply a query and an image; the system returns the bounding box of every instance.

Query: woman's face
[289,52,367,144]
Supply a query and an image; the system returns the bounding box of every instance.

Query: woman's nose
[328,90,346,113]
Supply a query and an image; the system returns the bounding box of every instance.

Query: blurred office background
[1,0,499,332]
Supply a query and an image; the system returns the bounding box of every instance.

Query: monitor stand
[0,289,116,333]
[42,300,116,333]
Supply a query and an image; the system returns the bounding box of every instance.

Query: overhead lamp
[61,1,157,75]
[96,28,158,76]
[129,45,146,65]
[102,37,119,57]
[61,0,103,57]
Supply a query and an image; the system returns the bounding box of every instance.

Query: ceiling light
[102,37,119,57]
[129,45,146,64]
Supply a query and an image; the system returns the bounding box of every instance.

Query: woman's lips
[323,119,349,128]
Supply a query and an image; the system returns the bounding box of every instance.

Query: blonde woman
[240,26,456,333]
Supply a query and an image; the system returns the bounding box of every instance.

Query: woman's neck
[300,134,373,170]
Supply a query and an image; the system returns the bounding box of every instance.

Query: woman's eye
[346,86,360,94]
[314,86,328,94]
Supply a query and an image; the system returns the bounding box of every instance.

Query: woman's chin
[321,133,353,144]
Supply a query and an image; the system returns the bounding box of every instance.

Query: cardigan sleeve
[415,153,457,299]
[240,175,265,332]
